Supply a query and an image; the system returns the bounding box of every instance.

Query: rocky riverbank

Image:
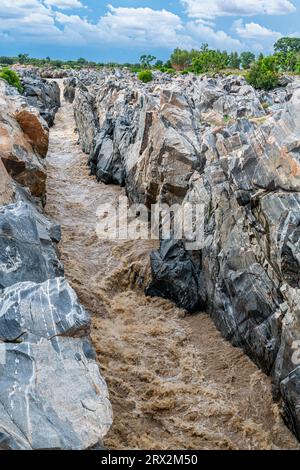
[68,69,300,441]
[1,66,300,449]
[0,76,112,449]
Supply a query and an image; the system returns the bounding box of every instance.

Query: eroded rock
[0,278,112,450]
[71,69,300,441]
[0,80,47,198]
[21,76,61,127]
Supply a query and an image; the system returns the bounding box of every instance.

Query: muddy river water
[45,82,299,450]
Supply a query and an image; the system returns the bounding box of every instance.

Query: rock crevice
[0,77,112,450]
[71,69,300,441]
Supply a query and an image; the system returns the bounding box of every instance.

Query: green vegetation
[167,37,300,89]
[192,48,229,73]
[170,48,192,70]
[274,37,300,54]
[0,67,22,92]
[240,51,255,70]
[246,56,279,90]
[1,36,300,91]
[140,55,156,69]
[137,70,153,83]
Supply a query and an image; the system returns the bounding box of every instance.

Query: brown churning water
[45,82,299,450]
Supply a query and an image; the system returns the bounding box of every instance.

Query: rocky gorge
[0,75,112,449]
[1,66,300,449]
[65,69,300,442]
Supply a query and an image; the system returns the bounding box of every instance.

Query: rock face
[71,70,300,441]
[0,78,112,449]
[0,160,14,206]
[146,240,205,312]
[0,80,48,198]
[21,76,61,127]
[0,278,111,450]
[63,77,77,104]
[0,202,63,289]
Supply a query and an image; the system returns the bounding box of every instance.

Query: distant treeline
[1,38,300,75]
[168,38,300,75]
[0,54,125,69]
[1,37,300,91]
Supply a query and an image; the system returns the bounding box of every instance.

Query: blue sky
[0,1,299,62]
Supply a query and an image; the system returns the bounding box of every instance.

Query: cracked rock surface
[71,68,300,441]
[0,78,112,450]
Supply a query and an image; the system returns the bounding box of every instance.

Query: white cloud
[187,21,242,49]
[53,4,243,50]
[234,19,282,40]
[95,5,193,48]
[45,0,84,9]
[182,0,296,19]
[0,0,292,53]
[0,1,197,48]
[0,0,62,40]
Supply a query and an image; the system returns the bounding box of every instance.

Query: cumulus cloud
[45,0,84,9]
[54,5,239,50]
[0,0,62,40]
[0,2,196,49]
[234,19,282,40]
[94,5,193,48]
[187,21,242,49]
[0,0,295,52]
[182,0,296,19]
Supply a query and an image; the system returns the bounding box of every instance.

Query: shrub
[180,70,189,75]
[137,70,153,83]
[0,67,23,93]
[246,57,279,90]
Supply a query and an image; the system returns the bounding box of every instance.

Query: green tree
[0,56,14,65]
[154,60,164,68]
[228,52,241,69]
[51,59,63,68]
[246,56,279,90]
[140,55,156,69]
[240,51,255,69]
[192,49,229,74]
[18,53,29,65]
[274,37,300,54]
[77,57,88,65]
[274,51,299,71]
[170,48,191,70]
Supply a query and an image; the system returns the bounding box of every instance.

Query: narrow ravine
[45,82,299,450]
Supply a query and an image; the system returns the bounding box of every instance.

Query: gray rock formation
[0,75,113,450]
[0,278,112,450]
[63,77,77,104]
[0,80,48,198]
[21,76,61,127]
[0,202,63,290]
[71,69,300,441]
[146,240,205,312]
